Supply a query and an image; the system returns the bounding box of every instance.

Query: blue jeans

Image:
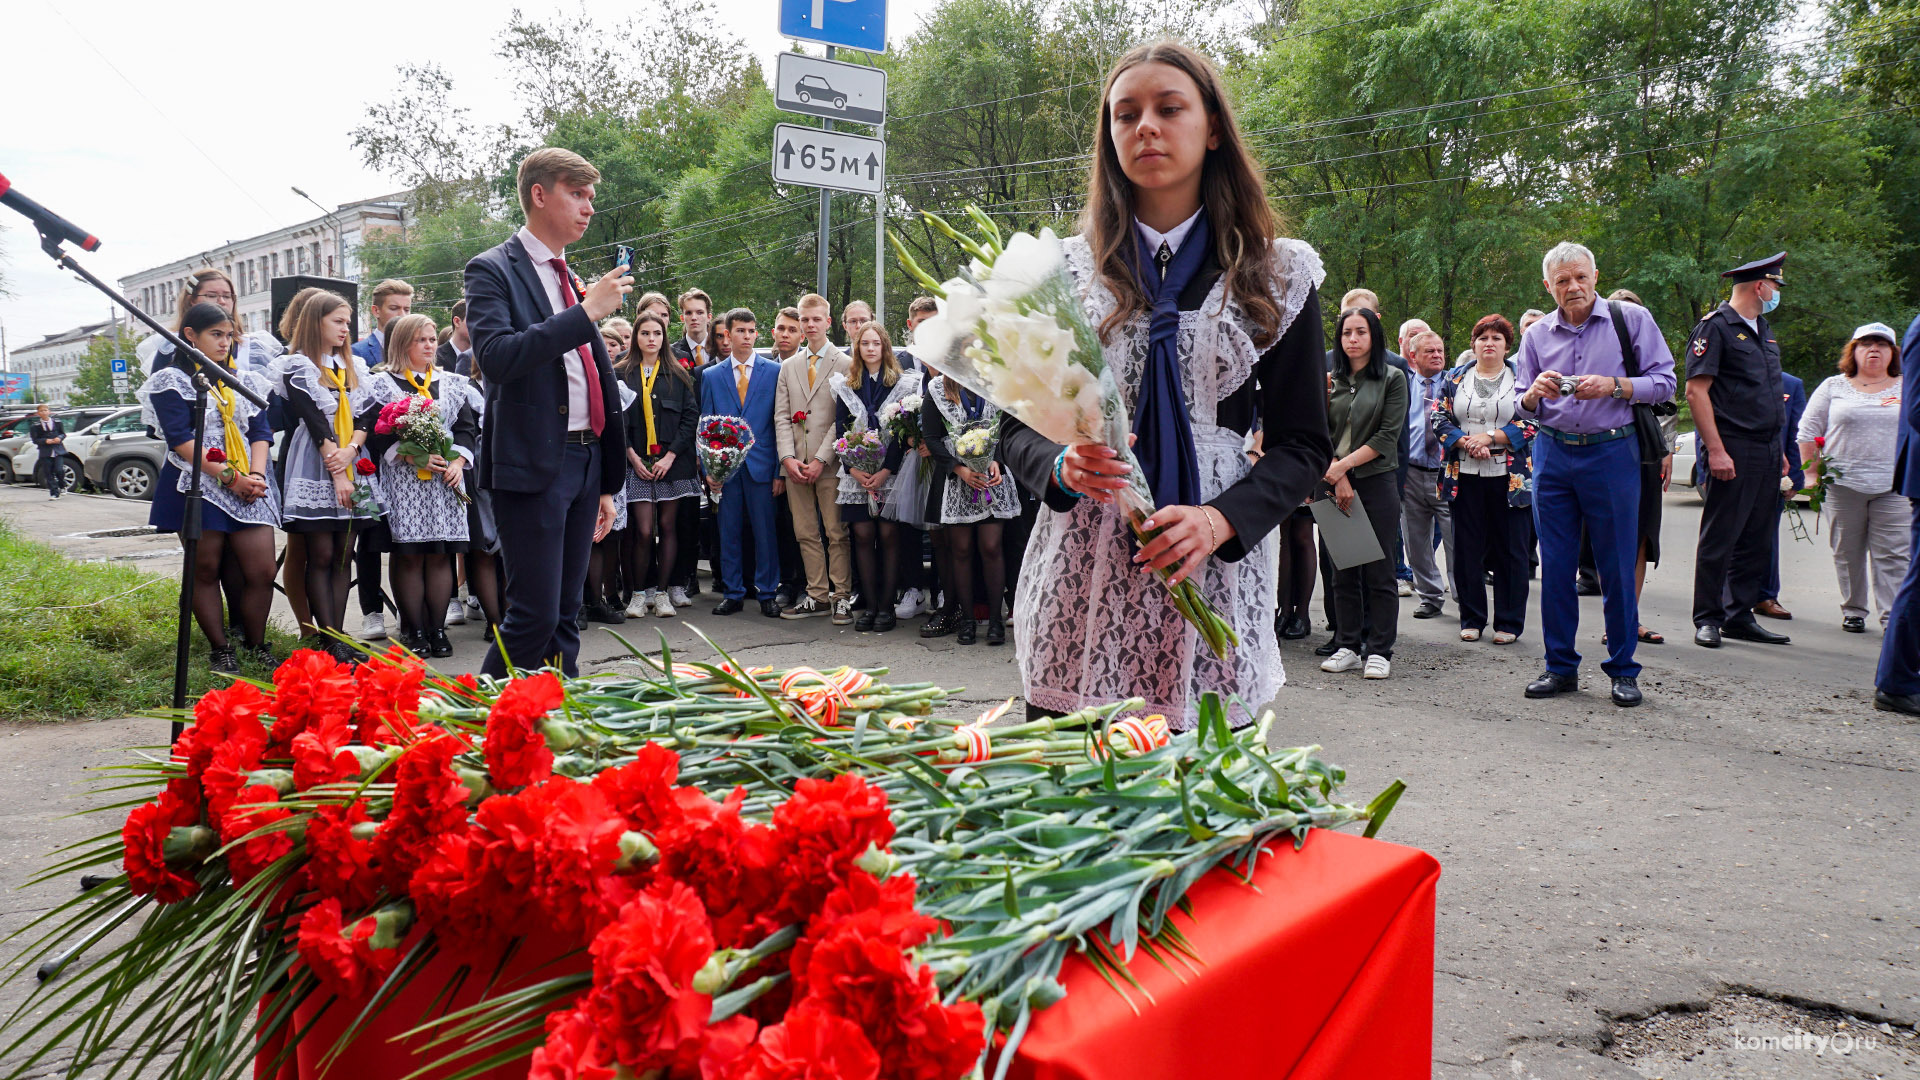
[1533,435,1641,678]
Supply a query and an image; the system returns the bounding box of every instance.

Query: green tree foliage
[347,0,1918,373]
[69,333,143,407]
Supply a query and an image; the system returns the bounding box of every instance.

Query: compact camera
[1554,376,1578,397]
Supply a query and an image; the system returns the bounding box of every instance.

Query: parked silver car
[82,410,166,500]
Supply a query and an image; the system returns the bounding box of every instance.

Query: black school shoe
[920,610,955,638]
[986,618,1006,646]
[1313,636,1340,657]
[209,646,240,675]
[956,620,977,645]
[427,629,454,658]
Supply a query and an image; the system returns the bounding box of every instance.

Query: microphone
[0,173,102,252]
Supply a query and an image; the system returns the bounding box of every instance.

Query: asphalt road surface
[1,482,1915,1079]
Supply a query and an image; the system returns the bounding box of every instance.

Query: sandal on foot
[1637,627,1664,644]
[1460,628,1482,641]
[1492,631,1517,645]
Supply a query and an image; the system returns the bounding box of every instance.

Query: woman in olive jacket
[1322,306,1409,675]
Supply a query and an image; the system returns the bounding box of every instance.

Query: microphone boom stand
[24,227,269,737]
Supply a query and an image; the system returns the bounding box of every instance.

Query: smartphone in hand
[615,244,634,271]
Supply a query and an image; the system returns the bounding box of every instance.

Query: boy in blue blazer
[700,308,785,616]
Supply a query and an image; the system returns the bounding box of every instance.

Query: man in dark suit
[29,404,65,498]
[671,289,716,370]
[464,147,631,677]
[351,279,414,367]
[699,308,784,617]
[1874,313,1920,714]
[435,299,473,374]
[1756,370,1807,619]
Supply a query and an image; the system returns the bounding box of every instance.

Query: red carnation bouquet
[696,415,755,498]
[17,631,1402,1080]
[375,395,470,503]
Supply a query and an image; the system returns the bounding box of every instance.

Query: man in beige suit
[776,296,854,622]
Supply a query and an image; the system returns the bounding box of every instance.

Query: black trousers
[1450,472,1531,635]
[1692,435,1781,628]
[484,441,601,678]
[357,522,390,617]
[1330,470,1401,659]
[40,455,62,495]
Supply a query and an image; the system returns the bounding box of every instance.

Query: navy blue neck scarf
[1130,210,1209,509]
[960,387,986,421]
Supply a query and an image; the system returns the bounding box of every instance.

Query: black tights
[391,552,454,637]
[466,551,503,627]
[1274,514,1317,622]
[850,519,899,615]
[947,521,1005,622]
[626,499,679,595]
[192,527,275,650]
[219,549,246,632]
[929,527,955,613]
[586,536,619,609]
[301,529,357,640]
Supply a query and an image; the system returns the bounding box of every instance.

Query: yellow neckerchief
[639,359,661,453]
[208,357,250,470]
[402,366,433,399]
[318,356,355,448]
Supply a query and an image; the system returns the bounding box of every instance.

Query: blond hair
[797,292,830,313]
[847,324,902,390]
[383,313,438,374]
[1339,288,1380,314]
[517,147,601,214]
[369,279,414,307]
[278,286,322,341]
[291,292,358,390]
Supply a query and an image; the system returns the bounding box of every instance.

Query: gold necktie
[807,349,817,389]
[320,363,354,448]
[736,362,750,403]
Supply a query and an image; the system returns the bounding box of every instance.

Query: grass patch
[0,519,296,722]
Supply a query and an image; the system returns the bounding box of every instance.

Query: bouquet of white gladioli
[891,209,1238,658]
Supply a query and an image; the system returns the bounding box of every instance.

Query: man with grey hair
[1397,318,1431,362]
[1402,329,1455,618]
[1518,309,1547,336]
[1513,242,1677,707]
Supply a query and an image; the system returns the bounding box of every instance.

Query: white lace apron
[829,369,922,509]
[1014,234,1325,728]
[928,375,1018,523]
[138,365,282,527]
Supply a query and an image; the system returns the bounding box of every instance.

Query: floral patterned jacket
[1429,361,1536,508]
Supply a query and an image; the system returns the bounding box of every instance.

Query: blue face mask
[1759,287,1780,315]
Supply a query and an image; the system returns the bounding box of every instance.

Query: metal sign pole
[815,45,835,299]
[874,123,885,328]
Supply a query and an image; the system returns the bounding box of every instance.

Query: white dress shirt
[682,337,709,367]
[1135,209,1203,259]
[516,226,591,432]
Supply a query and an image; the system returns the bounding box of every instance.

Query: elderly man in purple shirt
[1513,242,1677,707]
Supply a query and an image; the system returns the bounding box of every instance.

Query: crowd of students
[133,268,1044,672]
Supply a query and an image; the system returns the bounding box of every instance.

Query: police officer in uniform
[1687,252,1792,648]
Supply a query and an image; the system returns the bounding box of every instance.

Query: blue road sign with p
[780,0,887,54]
[111,357,127,374]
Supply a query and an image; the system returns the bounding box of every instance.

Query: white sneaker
[894,587,926,619]
[1320,648,1361,673]
[445,598,467,626]
[669,586,691,608]
[652,593,677,618]
[626,591,652,619]
[1396,579,1413,597]
[1363,655,1391,679]
[464,595,483,616]
[360,612,387,640]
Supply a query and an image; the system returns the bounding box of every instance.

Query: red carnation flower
[201,734,267,834]
[1814,435,1826,448]
[768,775,894,922]
[410,783,554,953]
[486,671,563,788]
[355,457,377,476]
[291,711,356,791]
[799,925,984,1080]
[373,732,472,893]
[789,871,932,996]
[304,801,382,910]
[529,1004,617,1080]
[203,446,227,464]
[792,411,807,424]
[122,785,204,904]
[582,880,717,1073]
[174,680,271,780]
[715,1002,878,1080]
[530,781,638,940]
[353,649,425,744]
[294,898,400,1002]
[590,743,682,832]
[219,782,294,886]
[268,648,355,751]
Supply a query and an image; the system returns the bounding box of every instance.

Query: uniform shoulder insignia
[1735,333,1747,340]
[1691,338,1708,357]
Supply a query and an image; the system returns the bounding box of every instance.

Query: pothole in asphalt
[1605,992,1918,1078]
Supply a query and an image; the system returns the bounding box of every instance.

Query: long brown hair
[1081,41,1282,346]
[173,268,237,332]
[620,311,694,388]
[848,324,901,390]
[383,314,438,375]
[291,291,358,389]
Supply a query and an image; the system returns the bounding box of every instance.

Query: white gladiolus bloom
[981,228,1064,299]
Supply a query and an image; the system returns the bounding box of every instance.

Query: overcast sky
[0,0,939,360]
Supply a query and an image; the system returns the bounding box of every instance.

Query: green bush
[0,521,294,721]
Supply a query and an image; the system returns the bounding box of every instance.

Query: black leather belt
[565,430,599,444]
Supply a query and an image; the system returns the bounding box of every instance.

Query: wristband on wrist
[1052,449,1084,499]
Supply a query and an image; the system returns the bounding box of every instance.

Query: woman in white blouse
[1433,314,1535,643]
[1798,322,1909,632]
